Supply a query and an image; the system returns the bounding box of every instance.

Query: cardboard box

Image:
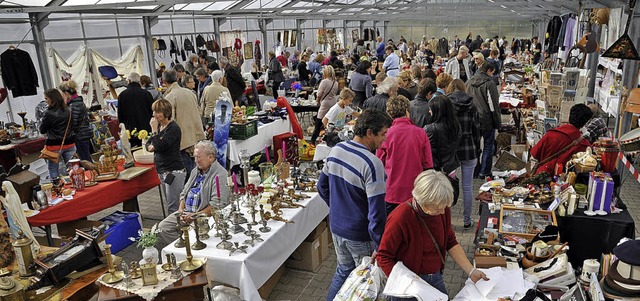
[475,256,507,268]
[305,220,326,242]
[258,263,285,299]
[589,172,614,212]
[320,227,329,261]
[286,234,321,271]
[57,219,103,238]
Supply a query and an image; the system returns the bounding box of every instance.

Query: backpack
[169,39,177,54]
[184,38,194,52]
[196,35,206,48]
[156,38,167,57]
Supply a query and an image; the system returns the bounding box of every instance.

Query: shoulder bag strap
[408,200,446,267]
[318,80,336,103]
[531,135,585,173]
[60,110,72,149]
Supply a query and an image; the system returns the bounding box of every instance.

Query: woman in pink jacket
[376,95,433,215]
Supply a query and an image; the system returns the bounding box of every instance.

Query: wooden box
[7,170,40,206]
[499,206,557,240]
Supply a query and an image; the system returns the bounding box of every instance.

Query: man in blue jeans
[318,109,392,301]
[466,62,500,177]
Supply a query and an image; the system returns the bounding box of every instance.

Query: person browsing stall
[377,170,489,298]
[318,109,393,301]
[323,88,361,129]
[383,45,400,78]
[530,104,592,175]
[158,141,230,246]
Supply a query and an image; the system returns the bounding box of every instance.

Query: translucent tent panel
[203,1,241,11]
[281,9,310,13]
[6,0,51,6]
[0,13,29,18]
[44,20,83,40]
[246,19,259,30]
[130,5,158,9]
[87,38,123,58]
[291,1,322,7]
[83,19,118,38]
[243,0,290,10]
[318,8,340,13]
[151,18,173,35]
[194,19,215,33]
[97,0,131,4]
[230,18,247,30]
[327,20,343,27]
[63,0,99,5]
[0,22,32,43]
[117,18,144,36]
[172,18,196,34]
[180,2,214,11]
[219,19,231,31]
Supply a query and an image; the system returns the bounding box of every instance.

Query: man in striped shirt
[318,109,393,301]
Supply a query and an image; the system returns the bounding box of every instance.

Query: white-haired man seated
[158,141,229,245]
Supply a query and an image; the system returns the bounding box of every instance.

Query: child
[323,88,361,129]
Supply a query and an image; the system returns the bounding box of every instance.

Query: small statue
[118,123,134,168]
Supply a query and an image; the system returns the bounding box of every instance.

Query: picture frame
[544,117,558,133]
[499,206,557,240]
[244,42,253,59]
[283,30,289,47]
[352,29,359,43]
[290,30,297,47]
[565,69,580,90]
[550,72,563,86]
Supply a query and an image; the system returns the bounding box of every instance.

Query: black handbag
[157,39,167,51]
[184,38,194,52]
[169,39,177,54]
[196,35,206,48]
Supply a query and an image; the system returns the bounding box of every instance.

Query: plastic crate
[230,120,258,140]
[100,211,142,254]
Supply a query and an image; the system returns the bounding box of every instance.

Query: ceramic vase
[68,159,85,191]
[142,246,159,265]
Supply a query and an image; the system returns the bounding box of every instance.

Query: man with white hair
[117,71,154,146]
[158,141,230,246]
[363,77,398,113]
[445,46,472,82]
[201,70,230,119]
[219,56,246,104]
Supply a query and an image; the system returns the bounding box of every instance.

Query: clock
[140,263,158,286]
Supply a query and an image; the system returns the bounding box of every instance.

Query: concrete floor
[37,166,640,301]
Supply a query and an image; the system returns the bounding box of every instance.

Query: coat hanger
[8,45,16,50]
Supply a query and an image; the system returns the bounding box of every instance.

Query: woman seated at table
[377,170,488,298]
[146,99,186,214]
[158,141,229,247]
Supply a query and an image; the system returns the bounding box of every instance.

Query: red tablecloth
[27,165,160,227]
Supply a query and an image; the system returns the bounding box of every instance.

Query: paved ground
[38,165,640,301]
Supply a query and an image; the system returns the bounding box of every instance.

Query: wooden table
[96,268,209,301]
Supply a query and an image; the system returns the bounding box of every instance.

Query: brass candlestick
[161,254,174,271]
[178,227,203,272]
[101,244,124,284]
[173,213,185,248]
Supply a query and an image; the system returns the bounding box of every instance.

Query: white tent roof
[0,0,628,21]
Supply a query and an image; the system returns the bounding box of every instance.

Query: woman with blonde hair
[377,169,488,298]
[58,80,93,161]
[396,70,417,100]
[310,65,339,145]
[435,72,452,96]
[447,79,480,229]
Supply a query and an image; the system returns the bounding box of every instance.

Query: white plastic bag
[383,261,447,301]
[334,256,388,301]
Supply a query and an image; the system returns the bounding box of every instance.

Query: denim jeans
[480,129,496,176]
[389,271,447,300]
[460,159,477,225]
[158,170,187,214]
[46,146,77,181]
[75,139,93,162]
[326,233,376,301]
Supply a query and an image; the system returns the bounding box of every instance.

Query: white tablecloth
[312,143,332,162]
[227,119,290,166]
[162,193,329,301]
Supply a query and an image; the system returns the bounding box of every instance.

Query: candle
[282,141,286,158]
[232,172,238,194]
[215,175,220,198]
[265,146,271,162]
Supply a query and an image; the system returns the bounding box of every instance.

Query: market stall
[163,192,328,301]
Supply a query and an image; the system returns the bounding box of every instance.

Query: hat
[609,260,640,284]
[614,239,640,266]
[0,88,7,104]
[159,62,166,67]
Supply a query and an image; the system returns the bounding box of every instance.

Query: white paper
[453,268,531,301]
[383,261,448,301]
[474,267,503,296]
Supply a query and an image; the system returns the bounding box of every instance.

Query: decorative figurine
[229,242,248,256]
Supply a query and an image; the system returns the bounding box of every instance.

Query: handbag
[40,110,72,164]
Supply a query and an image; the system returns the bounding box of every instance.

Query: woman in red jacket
[377,170,488,298]
[376,95,432,215]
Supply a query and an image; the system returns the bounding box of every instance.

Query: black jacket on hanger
[437,38,449,57]
[545,16,563,54]
[1,48,39,97]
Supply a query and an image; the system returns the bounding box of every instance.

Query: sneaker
[463,221,474,229]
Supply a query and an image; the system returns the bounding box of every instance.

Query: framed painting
[244,42,253,59]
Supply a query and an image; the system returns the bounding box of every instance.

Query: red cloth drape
[276,97,304,139]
